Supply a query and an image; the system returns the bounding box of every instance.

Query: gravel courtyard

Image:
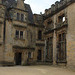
[0,65,75,75]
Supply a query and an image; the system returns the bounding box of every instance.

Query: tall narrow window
[17,13,20,21]
[31,33,32,42]
[15,30,19,38]
[24,15,27,21]
[21,14,24,21]
[38,30,42,40]
[20,31,23,39]
[0,25,1,37]
[57,33,66,62]
[63,17,66,22]
[28,52,31,59]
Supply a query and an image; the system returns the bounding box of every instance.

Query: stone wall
[66,3,75,67]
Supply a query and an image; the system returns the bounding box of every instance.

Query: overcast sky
[25,0,60,14]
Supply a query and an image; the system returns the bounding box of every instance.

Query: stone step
[36,62,53,65]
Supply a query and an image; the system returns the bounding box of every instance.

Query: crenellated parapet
[44,0,74,18]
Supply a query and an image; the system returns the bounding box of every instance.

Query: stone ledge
[13,45,35,50]
[0,61,15,66]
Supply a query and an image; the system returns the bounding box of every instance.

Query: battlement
[44,0,75,19]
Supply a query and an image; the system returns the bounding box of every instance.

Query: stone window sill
[14,37,25,41]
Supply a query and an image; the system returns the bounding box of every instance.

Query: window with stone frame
[24,15,27,21]
[21,14,24,22]
[48,37,53,62]
[47,19,53,29]
[17,13,20,21]
[20,31,23,39]
[15,30,19,38]
[31,33,32,42]
[38,30,42,40]
[28,52,31,59]
[15,30,24,39]
[46,38,49,59]
[46,37,53,62]
[28,52,33,59]
[57,33,66,62]
[0,25,1,37]
[58,14,66,23]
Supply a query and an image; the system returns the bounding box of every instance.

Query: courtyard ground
[0,65,75,75]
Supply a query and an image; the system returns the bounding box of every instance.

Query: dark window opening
[15,30,19,38]
[21,14,24,22]
[47,20,52,25]
[28,52,31,59]
[58,14,66,23]
[20,31,23,39]
[17,13,20,21]
[37,50,42,61]
[31,34,32,42]
[62,33,66,41]
[59,34,61,41]
[0,25,1,37]
[38,30,42,40]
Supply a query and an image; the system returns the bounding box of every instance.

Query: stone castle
[0,0,75,68]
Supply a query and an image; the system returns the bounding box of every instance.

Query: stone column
[53,30,57,65]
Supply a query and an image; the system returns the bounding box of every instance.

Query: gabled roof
[2,0,34,23]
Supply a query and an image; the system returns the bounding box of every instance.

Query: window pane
[62,33,65,41]
[0,25,1,37]
[59,34,61,41]
[17,13,20,20]
[38,30,42,40]
[20,31,23,39]
[28,52,31,59]
[15,30,19,38]
[63,17,66,22]
[21,14,24,21]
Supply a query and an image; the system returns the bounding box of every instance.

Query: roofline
[44,0,75,20]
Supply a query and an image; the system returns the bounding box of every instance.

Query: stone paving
[0,65,75,75]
